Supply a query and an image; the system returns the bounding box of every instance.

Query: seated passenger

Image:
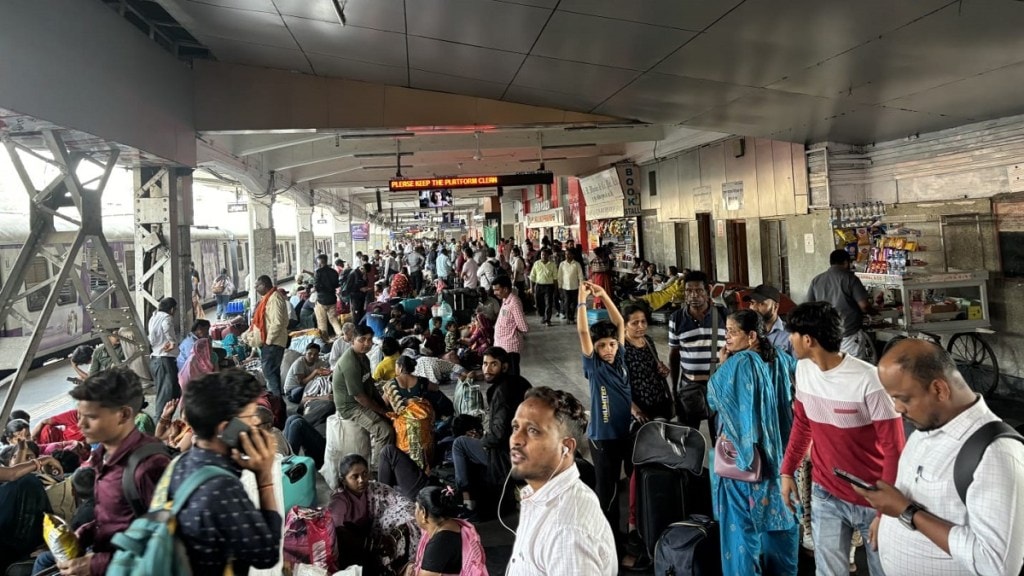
[460,313,494,362]
[35,367,170,575]
[178,337,216,393]
[329,454,420,575]
[3,419,30,445]
[390,267,412,299]
[72,333,125,381]
[285,342,331,404]
[31,407,83,445]
[452,347,531,513]
[155,398,194,453]
[411,486,487,575]
[255,406,292,457]
[373,337,402,382]
[169,369,283,573]
[329,322,357,369]
[0,453,61,570]
[177,319,212,371]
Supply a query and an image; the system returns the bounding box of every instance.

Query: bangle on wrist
[258,483,274,490]
[577,303,587,309]
[33,459,42,472]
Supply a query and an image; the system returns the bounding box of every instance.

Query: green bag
[107,457,233,576]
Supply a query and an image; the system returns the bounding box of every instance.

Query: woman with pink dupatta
[178,337,216,393]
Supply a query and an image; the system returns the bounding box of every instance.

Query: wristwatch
[899,502,925,531]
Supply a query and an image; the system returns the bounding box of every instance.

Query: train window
[122,249,135,287]
[24,256,77,312]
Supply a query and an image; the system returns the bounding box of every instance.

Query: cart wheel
[947,333,1000,397]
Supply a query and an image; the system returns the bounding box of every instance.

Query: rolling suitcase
[281,455,317,512]
[632,421,708,556]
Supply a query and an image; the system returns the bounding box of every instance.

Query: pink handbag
[714,436,762,482]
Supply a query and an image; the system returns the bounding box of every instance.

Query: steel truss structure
[0,130,152,422]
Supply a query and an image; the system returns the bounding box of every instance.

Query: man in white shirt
[507,387,616,576]
[476,248,501,290]
[461,250,480,289]
[147,297,180,414]
[855,339,1024,576]
[557,249,585,324]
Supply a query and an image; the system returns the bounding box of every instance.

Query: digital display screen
[420,189,453,208]
[390,171,553,192]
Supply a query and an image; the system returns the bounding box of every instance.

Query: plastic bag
[43,512,80,563]
[283,507,336,573]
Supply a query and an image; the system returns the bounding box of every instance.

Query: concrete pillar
[134,166,193,337]
[248,197,276,298]
[335,210,355,264]
[297,206,315,273]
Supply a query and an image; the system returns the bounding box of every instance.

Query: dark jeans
[260,344,285,397]
[284,415,326,469]
[378,445,429,501]
[536,283,556,323]
[350,293,367,326]
[0,475,48,570]
[286,386,305,404]
[562,289,578,322]
[507,352,521,377]
[410,270,424,294]
[590,437,633,536]
[150,356,180,415]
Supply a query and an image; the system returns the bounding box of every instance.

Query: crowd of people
[0,236,1021,576]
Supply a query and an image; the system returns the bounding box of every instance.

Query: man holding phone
[855,340,1024,576]
[169,369,282,574]
[780,302,905,575]
[285,342,331,404]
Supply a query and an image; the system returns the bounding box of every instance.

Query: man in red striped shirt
[492,275,529,376]
[780,302,905,575]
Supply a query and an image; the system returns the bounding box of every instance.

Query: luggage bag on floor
[653,514,722,576]
[281,455,317,512]
[632,422,708,556]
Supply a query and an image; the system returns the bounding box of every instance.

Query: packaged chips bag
[43,512,81,563]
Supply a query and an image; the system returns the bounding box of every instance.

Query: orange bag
[392,399,435,471]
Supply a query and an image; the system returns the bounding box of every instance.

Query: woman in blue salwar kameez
[708,310,799,575]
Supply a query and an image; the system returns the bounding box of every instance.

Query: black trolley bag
[441,288,480,325]
[631,421,708,557]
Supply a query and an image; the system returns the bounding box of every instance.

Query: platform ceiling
[152,0,1024,145]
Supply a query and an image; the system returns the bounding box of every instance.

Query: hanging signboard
[351,222,369,241]
[316,218,329,224]
[389,172,553,192]
[526,208,565,228]
[586,198,626,220]
[722,181,744,211]
[579,167,623,205]
[227,202,248,213]
[617,163,641,217]
[694,186,713,213]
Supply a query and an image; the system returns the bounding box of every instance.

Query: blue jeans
[452,436,488,490]
[810,482,885,575]
[260,344,285,397]
[33,550,56,574]
[215,294,231,319]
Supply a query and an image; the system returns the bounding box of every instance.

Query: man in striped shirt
[780,302,905,576]
[493,275,529,376]
[667,270,727,429]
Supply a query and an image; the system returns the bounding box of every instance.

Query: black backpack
[955,420,1024,503]
[654,515,722,576]
[339,269,356,296]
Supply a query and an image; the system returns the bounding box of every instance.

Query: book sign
[617,163,640,217]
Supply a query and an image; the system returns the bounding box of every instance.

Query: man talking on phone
[854,340,1024,576]
[168,369,283,574]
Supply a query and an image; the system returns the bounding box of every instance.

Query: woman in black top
[621,301,673,424]
[411,486,462,574]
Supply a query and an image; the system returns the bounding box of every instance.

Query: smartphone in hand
[220,417,253,459]
[833,467,876,491]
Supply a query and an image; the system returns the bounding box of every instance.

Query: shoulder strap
[169,465,236,515]
[954,420,1024,503]
[123,442,174,516]
[709,305,721,376]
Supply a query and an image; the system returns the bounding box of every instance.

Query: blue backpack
[108,457,234,576]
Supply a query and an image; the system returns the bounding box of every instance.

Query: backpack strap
[123,442,174,516]
[954,420,1024,503]
[168,465,236,515]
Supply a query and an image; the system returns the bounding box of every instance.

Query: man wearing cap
[807,249,877,363]
[744,284,793,356]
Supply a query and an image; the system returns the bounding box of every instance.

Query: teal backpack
[107,456,234,576]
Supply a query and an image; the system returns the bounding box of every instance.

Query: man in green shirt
[332,325,394,468]
[72,334,125,381]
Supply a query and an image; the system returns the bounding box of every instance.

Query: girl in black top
[412,486,462,574]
